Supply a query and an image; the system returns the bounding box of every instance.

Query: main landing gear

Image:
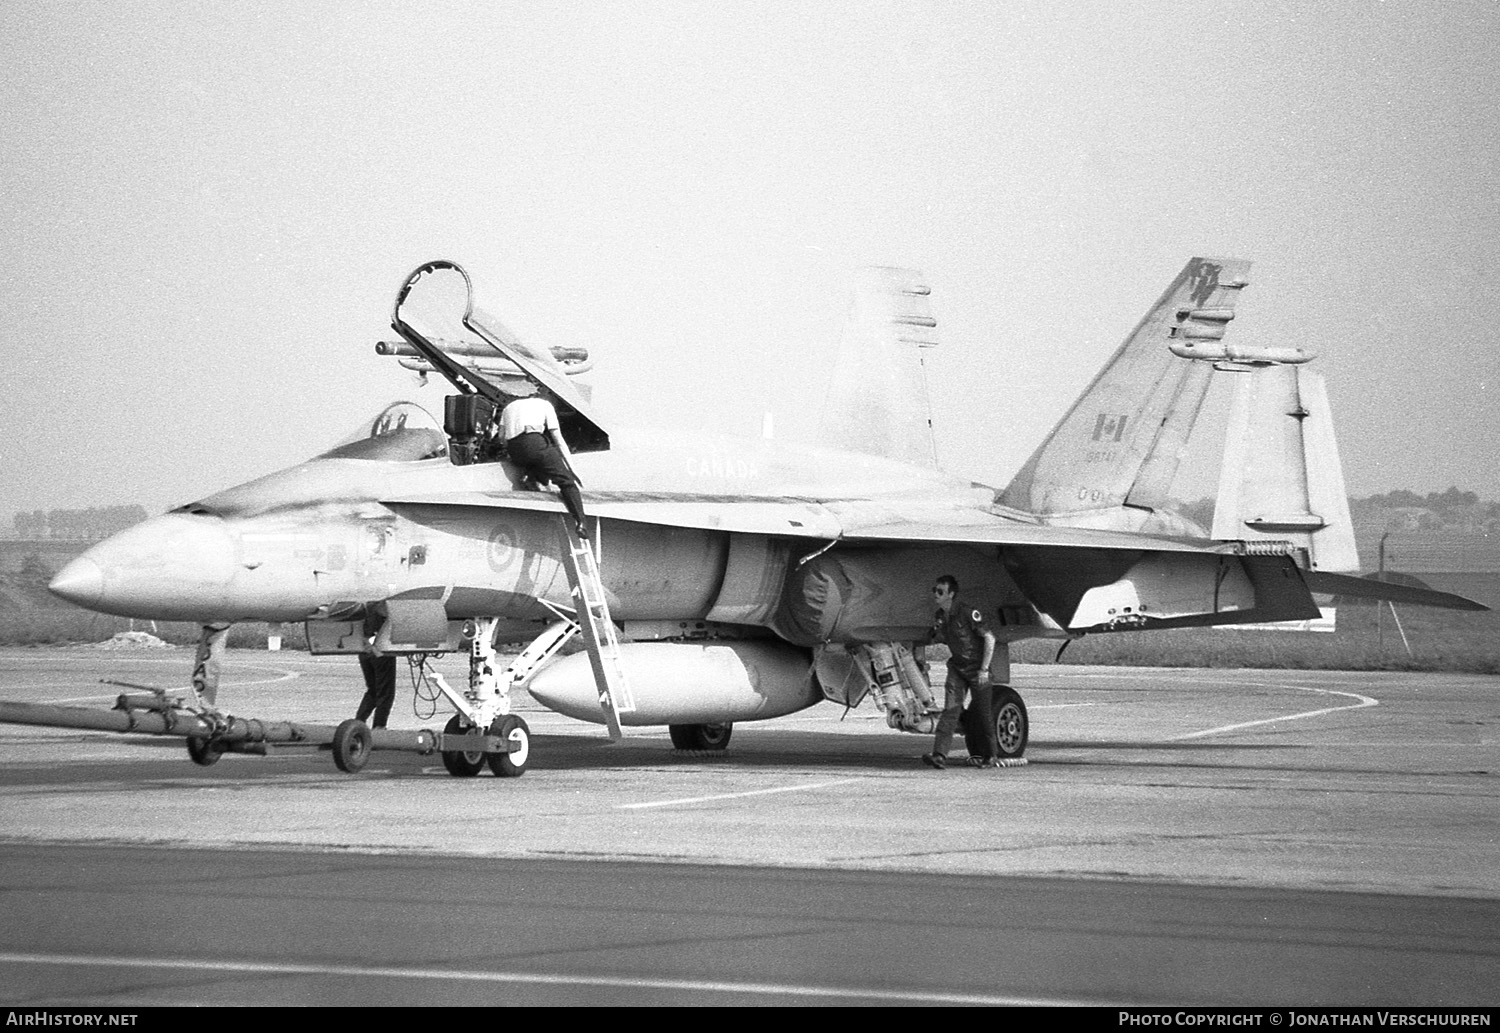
[832,642,1031,764]
[961,685,1029,763]
[669,722,734,751]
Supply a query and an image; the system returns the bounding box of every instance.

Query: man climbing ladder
[498,393,589,536]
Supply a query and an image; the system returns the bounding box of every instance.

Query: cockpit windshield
[316,402,449,462]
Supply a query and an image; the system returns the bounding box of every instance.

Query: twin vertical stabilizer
[1211,365,1358,572]
[819,256,1357,575]
[818,267,941,469]
[993,255,1355,572]
[1000,257,1253,520]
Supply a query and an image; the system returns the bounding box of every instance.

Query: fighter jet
[42,258,1485,776]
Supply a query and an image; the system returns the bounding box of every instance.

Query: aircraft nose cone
[54,512,240,620]
[49,557,105,607]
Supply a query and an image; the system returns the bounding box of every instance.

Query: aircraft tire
[486,714,530,778]
[962,686,1029,761]
[186,736,224,767]
[332,719,373,774]
[440,714,486,777]
[992,686,1029,760]
[668,722,733,751]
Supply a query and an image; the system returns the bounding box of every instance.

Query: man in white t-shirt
[497,394,588,535]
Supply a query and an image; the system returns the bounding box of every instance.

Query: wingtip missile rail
[1168,341,1315,365]
[376,340,594,375]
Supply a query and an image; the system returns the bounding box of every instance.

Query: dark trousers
[932,667,997,758]
[507,433,587,528]
[356,654,397,729]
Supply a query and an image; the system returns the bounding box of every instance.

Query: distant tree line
[10,506,149,540]
[1354,487,1479,511]
[1348,488,1495,532]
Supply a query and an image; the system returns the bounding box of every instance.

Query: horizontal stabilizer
[1302,570,1489,611]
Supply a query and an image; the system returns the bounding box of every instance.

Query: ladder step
[556,518,635,737]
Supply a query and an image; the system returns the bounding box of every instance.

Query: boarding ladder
[557,519,635,740]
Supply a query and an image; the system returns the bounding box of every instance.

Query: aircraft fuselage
[49,421,996,632]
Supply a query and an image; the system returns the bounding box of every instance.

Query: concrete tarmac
[1,647,1497,1005]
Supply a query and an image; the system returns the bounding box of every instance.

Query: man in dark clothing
[917,574,997,769]
[355,653,398,729]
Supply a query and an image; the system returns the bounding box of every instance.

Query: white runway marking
[0,951,1089,1006]
[0,656,191,663]
[0,657,188,697]
[1168,682,1379,741]
[1029,669,1383,741]
[619,778,860,810]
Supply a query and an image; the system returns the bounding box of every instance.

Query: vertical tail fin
[1211,365,1358,572]
[1000,257,1253,520]
[818,267,940,468]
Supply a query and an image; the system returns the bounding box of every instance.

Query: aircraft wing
[384,490,845,538]
[380,488,1348,634]
[831,515,1236,554]
[382,489,1241,555]
[1302,570,1490,611]
[381,489,1489,632]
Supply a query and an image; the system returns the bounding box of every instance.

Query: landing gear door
[813,646,872,708]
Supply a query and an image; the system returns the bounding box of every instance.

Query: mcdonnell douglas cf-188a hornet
[22,258,1485,776]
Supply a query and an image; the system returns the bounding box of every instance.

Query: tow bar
[0,690,524,777]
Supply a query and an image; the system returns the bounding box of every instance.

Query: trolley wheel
[186,736,225,767]
[668,722,733,751]
[332,718,373,774]
[440,713,486,777]
[486,714,531,778]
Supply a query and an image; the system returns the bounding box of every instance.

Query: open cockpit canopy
[391,260,609,453]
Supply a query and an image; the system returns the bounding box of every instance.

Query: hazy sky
[3,0,1497,525]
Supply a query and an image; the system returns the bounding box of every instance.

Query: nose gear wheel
[440,713,487,777]
[486,715,530,777]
